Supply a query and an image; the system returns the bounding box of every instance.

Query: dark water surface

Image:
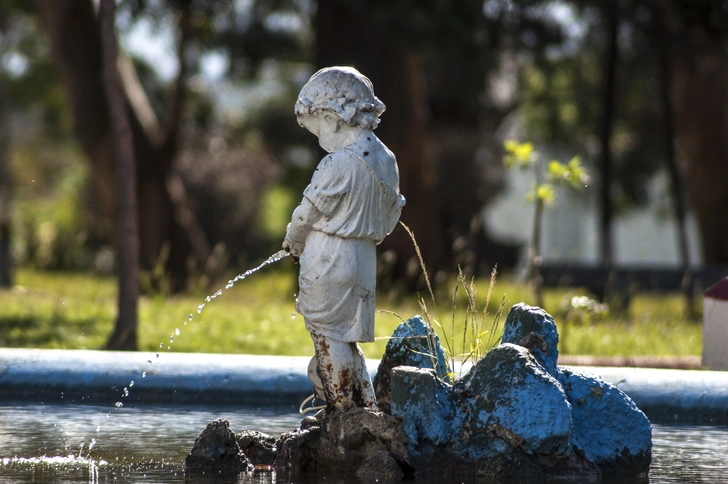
[0,403,726,483]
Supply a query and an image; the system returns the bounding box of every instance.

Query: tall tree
[32,0,311,288]
[522,0,716,278]
[537,0,728,269]
[0,7,15,288]
[0,75,10,288]
[597,2,619,275]
[100,0,140,350]
[656,0,728,265]
[34,0,197,291]
[652,3,694,313]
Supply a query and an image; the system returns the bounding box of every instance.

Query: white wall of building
[485,166,703,267]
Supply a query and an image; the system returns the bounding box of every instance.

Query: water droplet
[291,313,296,319]
[129,381,134,387]
[142,372,146,378]
[115,402,123,408]
[123,387,129,397]
[167,346,170,350]
[175,328,180,335]
[156,353,159,358]
[147,360,152,364]
[159,343,164,348]
[188,314,193,321]
[205,295,211,302]
[106,414,111,419]
[90,438,96,450]
[197,303,205,313]
[96,426,101,432]
[170,335,174,343]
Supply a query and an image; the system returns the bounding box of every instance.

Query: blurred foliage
[1,1,69,137]
[1,0,318,277]
[1,0,727,278]
[547,157,589,189]
[10,141,110,271]
[519,0,728,216]
[503,140,589,207]
[555,293,608,327]
[503,140,536,170]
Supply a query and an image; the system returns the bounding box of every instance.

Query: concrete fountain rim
[1,347,726,422]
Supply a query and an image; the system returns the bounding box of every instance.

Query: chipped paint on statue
[283,66,406,412]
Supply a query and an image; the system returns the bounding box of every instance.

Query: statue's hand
[283,244,300,264]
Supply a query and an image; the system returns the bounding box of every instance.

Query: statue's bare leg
[311,332,357,412]
[350,342,379,410]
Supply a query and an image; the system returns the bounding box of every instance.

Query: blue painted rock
[459,343,573,456]
[501,303,559,377]
[388,346,598,479]
[390,366,460,449]
[374,315,451,413]
[558,367,652,475]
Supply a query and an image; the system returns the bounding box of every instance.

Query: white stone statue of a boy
[283,66,406,413]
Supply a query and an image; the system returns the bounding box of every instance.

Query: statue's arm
[282,197,322,258]
[282,152,350,257]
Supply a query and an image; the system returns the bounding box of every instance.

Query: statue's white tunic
[286,138,405,342]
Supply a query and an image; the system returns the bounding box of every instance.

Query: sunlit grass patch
[1,270,116,349]
[1,268,702,360]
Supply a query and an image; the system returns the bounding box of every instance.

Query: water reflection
[0,403,300,483]
[650,423,728,483]
[0,403,726,483]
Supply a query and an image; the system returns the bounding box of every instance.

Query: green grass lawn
[0,267,701,360]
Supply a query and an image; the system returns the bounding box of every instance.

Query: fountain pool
[0,403,727,483]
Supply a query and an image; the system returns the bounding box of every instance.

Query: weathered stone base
[186,408,601,480]
[185,418,253,474]
[275,408,410,478]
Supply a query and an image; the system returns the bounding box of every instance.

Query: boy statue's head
[295,66,386,131]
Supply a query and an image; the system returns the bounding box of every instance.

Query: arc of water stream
[110,249,292,408]
[31,250,299,469]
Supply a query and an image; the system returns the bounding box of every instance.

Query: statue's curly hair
[294,66,386,130]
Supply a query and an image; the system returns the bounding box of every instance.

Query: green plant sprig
[400,222,505,377]
[502,140,590,308]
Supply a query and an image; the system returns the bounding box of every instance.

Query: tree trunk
[0,76,11,288]
[34,0,116,218]
[598,4,619,273]
[645,0,728,266]
[529,162,545,309]
[100,0,140,351]
[34,0,194,291]
[656,24,695,317]
[378,48,445,286]
[670,32,728,265]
